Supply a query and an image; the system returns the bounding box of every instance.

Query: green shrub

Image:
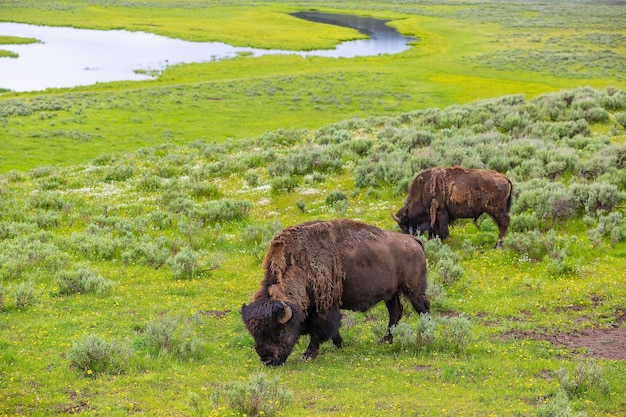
[325,190,348,207]
[436,258,464,286]
[103,163,134,182]
[243,171,260,188]
[29,190,65,210]
[214,373,293,417]
[166,247,199,280]
[68,232,121,261]
[241,221,283,248]
[67,334,130,376]
[121,236,170,268]
[536,390,587,417]
[389,313,470,353]
[194,199,251,223]
[139,316,210,361]
[435,314,472,352]
[588,211,626,244]
[56,268,115,296]
[190,182,221,199]
[14,282,36,309]
[557,358,609,399]
[505,231,548,261]
[415,313,437,349]
[510,212,541,232]
[270,175,299,193]
[513,180,577,224]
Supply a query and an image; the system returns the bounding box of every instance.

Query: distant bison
[242,219,429,366]
[393,167,513,248]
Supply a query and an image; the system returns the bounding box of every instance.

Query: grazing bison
[241,219,429,366]
[393,167,513,248]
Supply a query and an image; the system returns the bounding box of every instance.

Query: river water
[0,12,414,92]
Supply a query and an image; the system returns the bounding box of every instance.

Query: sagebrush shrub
[505,231,547,261]
[241,221,283,248]
[415,313,436,349]
[190,182,220,199]
[29,190,65,210]
[436,258,464,286]
[166,247,199,280]
[435,314,472,352]
[121,236,170,268]
[325,190,348,207]
[194,199,251,223]
[56,268,115,296]
[14,282,36,309]
[588,211,626,244]
[67,334,129,376]
[215,373,293,417]
[557,358,609,398]
[536,390,587,417]
[243,171,260,188]
[270,175,299,193]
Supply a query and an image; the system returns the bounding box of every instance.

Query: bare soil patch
[505,327,626,360]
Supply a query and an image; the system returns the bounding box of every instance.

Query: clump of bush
[207,373,293,417]
[67,334,130,376]
[121,236,170,268]
[388,313,472,353]
[14,282,37,309]
[587,211,626,246]
[536,390,586,417]
[423,239,464,286]
[242,221,283,261]
[556,358,610,399]
[194,199,251,224]
[270,174,299,193]
[56,268,115,296]
[138,316,209,361]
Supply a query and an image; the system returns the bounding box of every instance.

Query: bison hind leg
[381,294,404,344]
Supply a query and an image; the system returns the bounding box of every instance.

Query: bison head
[241,299,304,366]
[392,208,431,236]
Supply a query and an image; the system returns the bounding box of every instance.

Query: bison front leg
[303,337,321,360]
[302,309,342,360]
[381,294,403,344]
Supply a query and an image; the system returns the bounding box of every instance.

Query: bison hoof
[332,336,343,349]
[380,335,393,344]
[302,350,318,360]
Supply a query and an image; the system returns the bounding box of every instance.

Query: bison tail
[506,178,513,212]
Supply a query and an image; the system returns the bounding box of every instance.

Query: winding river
[0,12,414,92]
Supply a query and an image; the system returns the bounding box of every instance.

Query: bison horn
[279,302,292,324]
[390,210,400,223]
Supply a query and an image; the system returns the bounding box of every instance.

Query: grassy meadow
[1,1,626,416]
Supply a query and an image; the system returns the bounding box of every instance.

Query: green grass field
[1,1,625,416]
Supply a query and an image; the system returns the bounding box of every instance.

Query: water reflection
[0,12,414,92]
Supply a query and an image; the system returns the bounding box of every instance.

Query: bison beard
[393,167,513,248]
[241,219,429,366]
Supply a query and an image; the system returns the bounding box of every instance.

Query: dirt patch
[505,327,626,360]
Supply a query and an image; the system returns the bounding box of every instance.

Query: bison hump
[261,221,346,313]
